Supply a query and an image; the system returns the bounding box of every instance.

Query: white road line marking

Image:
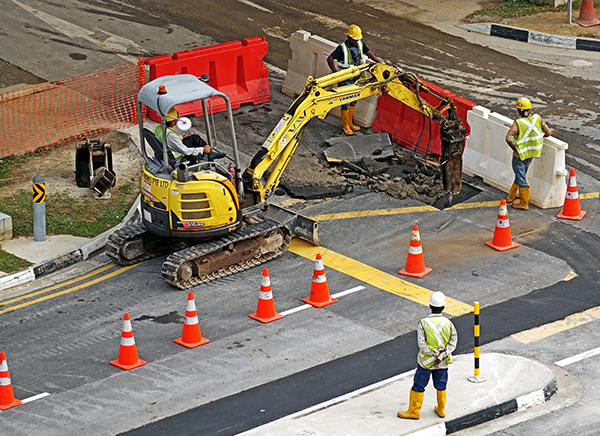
[237,0,273,13]
[331,286,365,298]
[21,392,51,404]
[554,346,600,367]
[279,286,366,317]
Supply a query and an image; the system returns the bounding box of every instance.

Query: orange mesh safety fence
[0,57,146,159]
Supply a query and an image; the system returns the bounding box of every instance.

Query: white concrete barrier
[0,212,12,241]
[282,30,379,128]
[463,106,568,209]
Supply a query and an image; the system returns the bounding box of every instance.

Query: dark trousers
[181,134,207,164]
[411,365,448,392]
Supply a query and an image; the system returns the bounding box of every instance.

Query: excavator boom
[243,63,466,199]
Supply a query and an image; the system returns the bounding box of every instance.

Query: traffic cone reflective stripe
[250,268,283,323]
[485,199,519,251]
[111,313,146,370]
[557,169,587,221]
[175,292,210,347]
[399,225,432,278]
[303,254,337,308]
[575,0,600,27]
[0,352,22,410]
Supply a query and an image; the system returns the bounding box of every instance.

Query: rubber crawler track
[105,222,173,265]
[161,220,292,290]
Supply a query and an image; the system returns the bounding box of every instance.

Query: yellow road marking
[0,263,115,307]
[0,264,137,315]
[311,206,438,221]
[511,305,600,344]
[308,193,600,221]
[446,200,500,210]
[289,239,472,316]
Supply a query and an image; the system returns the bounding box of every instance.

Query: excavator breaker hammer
[439,106,467,196]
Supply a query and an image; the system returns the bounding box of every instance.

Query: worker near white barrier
[505,97,552,210]
[327,24,381,136]
[398,291,458,420]
[155,108,225,165]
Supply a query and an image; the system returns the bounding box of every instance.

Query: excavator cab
[136,74,244,240]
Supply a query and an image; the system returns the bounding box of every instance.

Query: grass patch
[3,182,136,238]
[0,248,33,274]
[466,0,600,20]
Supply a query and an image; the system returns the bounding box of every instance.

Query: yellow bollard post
[468,301,485,383]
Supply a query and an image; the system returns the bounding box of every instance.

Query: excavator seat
[143,128,176,171]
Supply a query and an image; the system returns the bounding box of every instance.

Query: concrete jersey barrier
[463,106,568,209]
[282,30,379,128]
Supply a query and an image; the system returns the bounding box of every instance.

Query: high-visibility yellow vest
[155,125,183,159]
[513,114,544,160]
[336,41,366,69]
[419,316,453,369]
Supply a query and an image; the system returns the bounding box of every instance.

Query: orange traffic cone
[303,254,337,308]
[557,169,587,221]
[486,199,520,251]
[249,268,284,323]
[0,352,22,411]
[399,225,432,278]
[175,292,210,347]
[111,313,146,370]
[575,0,599,27]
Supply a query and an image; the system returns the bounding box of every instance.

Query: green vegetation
[0,180,136,273]
[0,248,33,273]
[467,0,600,20]
[0,155,30,186]
[3,182,134,238]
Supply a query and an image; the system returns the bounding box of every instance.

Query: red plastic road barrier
[145,37,270,122]
[372,79,475,157]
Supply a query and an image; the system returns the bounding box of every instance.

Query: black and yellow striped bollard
[33,175,46,242]
[468,301,485,383]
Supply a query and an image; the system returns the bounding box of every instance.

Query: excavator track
[105,222,174,265]
[162,220,292,290]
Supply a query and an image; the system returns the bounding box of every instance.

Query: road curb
[459,23,600,52]
[406,375,558,436]
[0,195,140,291]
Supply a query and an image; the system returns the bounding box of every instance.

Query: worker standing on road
[398,291,458,420]
[155,108,225,165]
[505,97,552,210]
[327,24,382,136]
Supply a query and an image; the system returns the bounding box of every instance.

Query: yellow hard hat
[515,97,532,111]
[347,24,362,40]
[166,108,179,122]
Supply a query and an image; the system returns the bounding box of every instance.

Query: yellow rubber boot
[398,390,424,419]
[434,389,446,418]
[348,105,361,131]
[341,109,354,136]
[506,183,519,203]
[512,186,530,210]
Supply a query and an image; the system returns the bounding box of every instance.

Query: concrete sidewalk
[239,353,557,436]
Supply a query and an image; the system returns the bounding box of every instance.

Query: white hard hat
[429,291,446,308]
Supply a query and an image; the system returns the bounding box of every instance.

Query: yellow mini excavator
[106,63,466,289]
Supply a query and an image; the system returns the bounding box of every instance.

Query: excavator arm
[242,63,466,202]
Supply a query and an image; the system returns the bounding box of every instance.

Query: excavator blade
[259,203,321,246]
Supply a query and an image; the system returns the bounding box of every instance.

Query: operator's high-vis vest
[336,41,366,69]
[513,114,544,160]
[419,316,453,369]
[155,125,183,159]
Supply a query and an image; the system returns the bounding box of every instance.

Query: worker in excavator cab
[505,97,552,210]
[327,24,382,136]
[155,108,226,165]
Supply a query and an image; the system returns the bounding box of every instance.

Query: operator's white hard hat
[429,291,446,308]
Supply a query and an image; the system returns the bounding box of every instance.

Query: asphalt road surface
[2,1,600,435]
